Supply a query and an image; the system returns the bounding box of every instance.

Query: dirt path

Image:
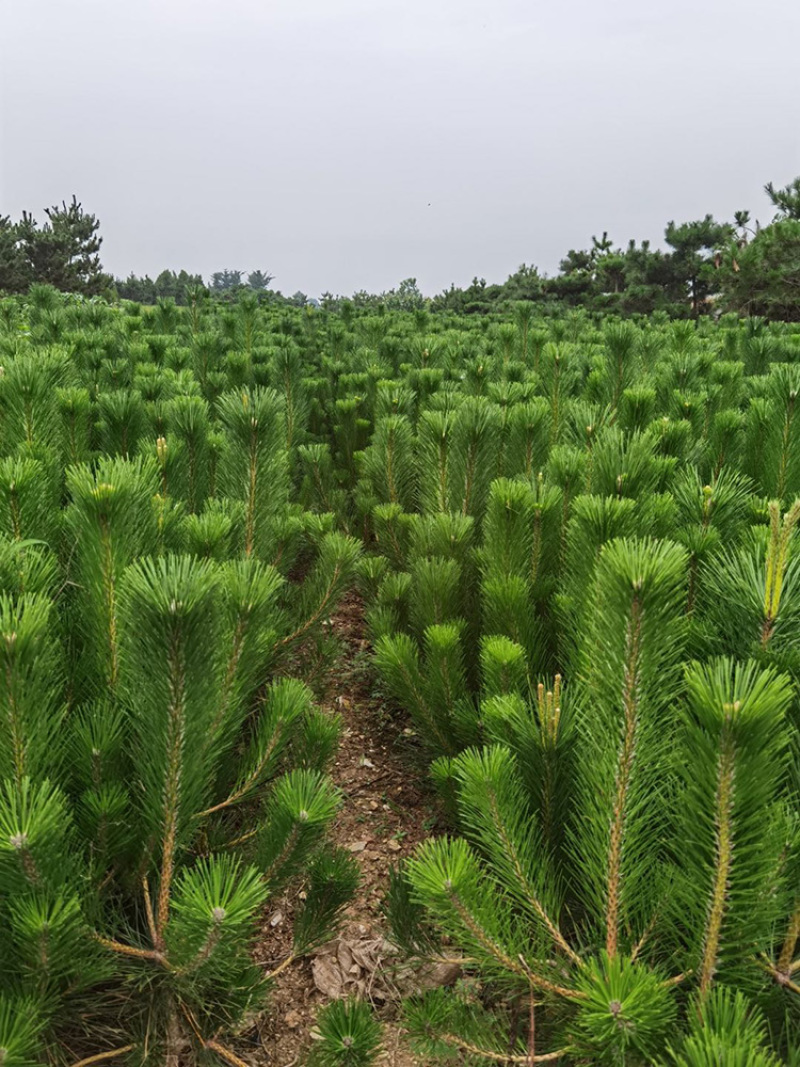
[250,592,438,1066]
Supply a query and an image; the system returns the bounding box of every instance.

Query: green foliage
[0,302,366,1065]
[309,999,382,1067]
[673,658,792,994]
[571,953,677,1064]
[667,987,783,1066]
[5,251,800,1065]
[9,197,110,296]
[216,386,288,558]
[720,219,800,322]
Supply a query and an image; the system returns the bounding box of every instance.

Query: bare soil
[246,592,439,1066]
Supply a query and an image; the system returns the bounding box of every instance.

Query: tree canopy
[1,197,110,296]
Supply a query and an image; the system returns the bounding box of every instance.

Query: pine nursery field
[3,286,800,1065]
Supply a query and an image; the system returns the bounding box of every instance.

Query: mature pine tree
[15,196,109,295]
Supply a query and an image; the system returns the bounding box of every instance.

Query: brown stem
[778,900,800,976]
[606,593,642,959]
[265,953,296,981]
[204,1041,252,1067]
[438,435,449,511]
[461,443,477,517]
[485,789,580,966]
[760,954,800,995]
[156,628,188,944]
[277,561,343,650]
[95,934,169,966]
[98,518,119,690]
[435,1033,566,1064]
[386,429,397,503]
[198,727,283,818]
[4,658,27,789]
[165,1001,182,1067]
[448,893,581,1000]
[776,397,795,502]
[530,507,543,588]
[69,1046,136,1067]
[244,428,259,557]
[630,908,659,963]
[142,877,157,946]
[179,1002,252,1067]
[206,617,247,746]
[527,987,536,1067]
[699,728,736,998]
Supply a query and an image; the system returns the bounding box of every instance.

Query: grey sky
[2,0,799,297]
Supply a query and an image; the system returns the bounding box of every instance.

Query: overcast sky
[2,0,799,297]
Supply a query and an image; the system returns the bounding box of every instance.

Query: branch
[180,1001,251,1067]
[95,933,170,968]
[435,1032,567,1064]
[760,954,800,996]
[606,593,642,958]
[778,899,800,975]
[698,730,736,998]
[485,787,581,967]
[277,560,342,650]
[69,1048,136,1067]
[265,953,296,980]
[448,892,581,1001]
[143,877,158,946]
[204,1041,252,1067]
[198,730,282,818]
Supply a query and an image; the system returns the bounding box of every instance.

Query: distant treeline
[3,178,800,319]
[114,268,297,305]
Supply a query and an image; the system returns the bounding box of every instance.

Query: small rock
[284,1010,302,1029]
[388,839,402,851]
[359,756,375,769]
[269,909,284,927]
[347,840,368,853]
